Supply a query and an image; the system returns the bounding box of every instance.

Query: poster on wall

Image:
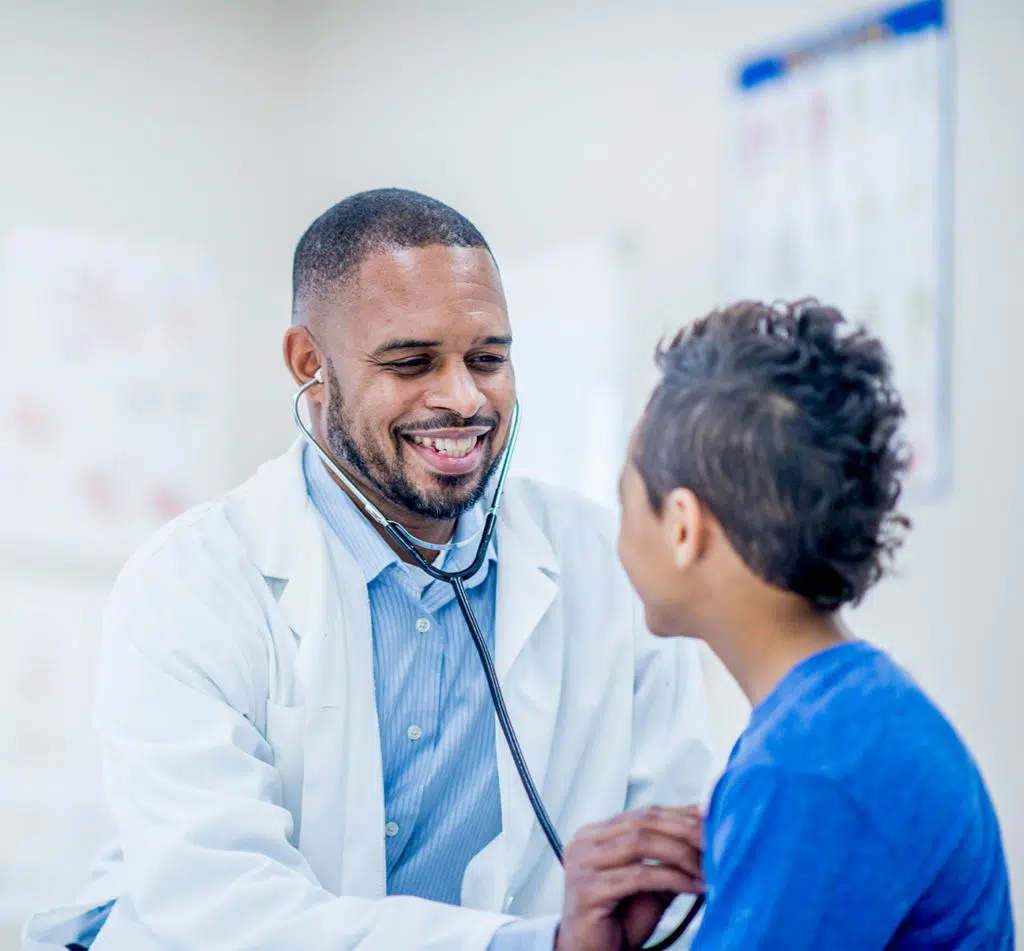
[0,229,230,565]
[721,0,952,499]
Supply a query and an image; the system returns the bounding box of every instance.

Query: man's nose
[425,361,486,418]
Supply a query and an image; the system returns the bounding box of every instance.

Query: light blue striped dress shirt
[304,446,558,951]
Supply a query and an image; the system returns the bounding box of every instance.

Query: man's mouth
[406,433,480,458]
[400,427,492,476]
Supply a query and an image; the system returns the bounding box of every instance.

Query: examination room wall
[0,3,313,942]
[0,0,1021,944]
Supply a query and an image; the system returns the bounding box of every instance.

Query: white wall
[1,1,1020,942]
[0,0,320,486]
[298,0,1024,911]
[0,2,311,940]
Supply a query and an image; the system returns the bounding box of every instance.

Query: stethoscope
[293,369,703,950]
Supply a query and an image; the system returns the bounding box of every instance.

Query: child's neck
[708,601,847,708]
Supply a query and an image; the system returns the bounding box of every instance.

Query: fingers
[585,805,703,849]
[581,863,701,910]
[569,806,704,873]
[563,805,707,915]
[560,808,706,951]
[588,827,701,881]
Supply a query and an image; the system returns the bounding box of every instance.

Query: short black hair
[291,188,491,319]
[634,299,910,611]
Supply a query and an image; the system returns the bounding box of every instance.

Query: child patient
[615,300,1013,949]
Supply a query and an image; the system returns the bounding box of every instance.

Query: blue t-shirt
[692,641,1013,950]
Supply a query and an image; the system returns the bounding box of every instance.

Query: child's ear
[661,487,707,571]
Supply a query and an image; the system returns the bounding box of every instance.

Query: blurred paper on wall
[500,239,628,511]
[0,229,230,566]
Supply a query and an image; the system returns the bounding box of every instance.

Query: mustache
[397,413,499,434]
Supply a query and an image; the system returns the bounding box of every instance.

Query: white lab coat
[23,441,713,951]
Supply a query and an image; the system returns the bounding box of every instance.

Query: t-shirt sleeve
[691,766,911,951]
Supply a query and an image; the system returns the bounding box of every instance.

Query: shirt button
[385,821,399,838]
[407,725,423,741]
[415,617,431,633]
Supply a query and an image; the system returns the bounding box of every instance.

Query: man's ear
[283,326,325,400]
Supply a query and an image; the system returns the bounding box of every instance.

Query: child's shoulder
[707,641,1007,937]
[746,641,954,761]
[727,640,979,836]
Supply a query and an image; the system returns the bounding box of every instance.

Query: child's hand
[555,805,704,951]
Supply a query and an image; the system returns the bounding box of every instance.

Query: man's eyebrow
[371,338,440,357]
[371,334,512,357]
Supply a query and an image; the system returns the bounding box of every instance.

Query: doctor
[24,188,712,951]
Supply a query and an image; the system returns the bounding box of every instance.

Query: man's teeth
[408,434,479,458]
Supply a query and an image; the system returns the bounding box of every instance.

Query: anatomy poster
[721,0,951,498]
[0,229,230,564]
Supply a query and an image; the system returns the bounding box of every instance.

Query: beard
[323,359,502,520]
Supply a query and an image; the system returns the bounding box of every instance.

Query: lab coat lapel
[493,483,563,895]
[232,441,387,898]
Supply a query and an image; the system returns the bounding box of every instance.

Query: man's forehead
[320,245,507,341]
[350,244,503,302]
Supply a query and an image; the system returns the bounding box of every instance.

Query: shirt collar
[302,442,497,589]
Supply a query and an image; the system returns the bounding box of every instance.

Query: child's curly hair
[633,299,911,611]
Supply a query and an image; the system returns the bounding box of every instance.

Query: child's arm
[692,766,908,950]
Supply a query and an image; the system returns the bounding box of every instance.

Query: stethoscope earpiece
[313,367,323,384]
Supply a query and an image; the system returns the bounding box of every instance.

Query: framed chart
[721,0,952,498]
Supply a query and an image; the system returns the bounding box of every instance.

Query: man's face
[319,245,515,521]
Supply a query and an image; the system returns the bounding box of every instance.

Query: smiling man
[24,189,712,951]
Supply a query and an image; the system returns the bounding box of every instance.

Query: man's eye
[470,354,507,370]
[388,358,431,372]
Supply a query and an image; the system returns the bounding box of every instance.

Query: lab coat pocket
[265,701,306,846]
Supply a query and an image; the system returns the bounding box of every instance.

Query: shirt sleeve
[691,766,910,951]
[487,915,560,951]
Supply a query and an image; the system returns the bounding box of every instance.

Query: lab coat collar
[227,440,330,652]
[234,440,558,634]
[231,439,313,586]
[492,482,560,677]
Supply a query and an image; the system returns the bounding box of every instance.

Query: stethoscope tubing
[292,374,702,948]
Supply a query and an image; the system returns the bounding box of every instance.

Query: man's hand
[555,805,704,951]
